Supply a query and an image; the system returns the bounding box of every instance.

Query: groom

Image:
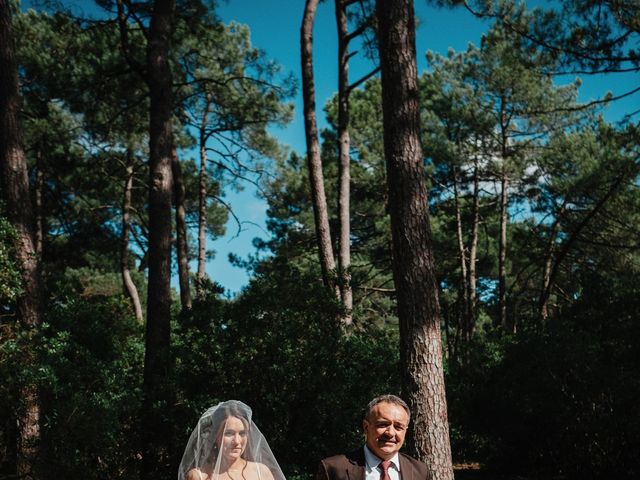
[316,394,429,480]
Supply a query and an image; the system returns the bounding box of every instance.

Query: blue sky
[208,0,640,296]
[209,1,495,295]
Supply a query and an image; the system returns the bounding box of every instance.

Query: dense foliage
[1,267,400,480]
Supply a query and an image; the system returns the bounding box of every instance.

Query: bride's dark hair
[210,401,253,459]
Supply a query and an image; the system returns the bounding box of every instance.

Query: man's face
[363,401,409,460]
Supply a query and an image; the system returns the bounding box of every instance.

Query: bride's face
[218,416,248,462]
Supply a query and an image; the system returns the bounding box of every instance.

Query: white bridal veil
[178,400,286,480]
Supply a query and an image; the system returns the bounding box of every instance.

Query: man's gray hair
[364,394,411,421]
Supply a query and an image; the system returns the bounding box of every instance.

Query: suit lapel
[398,454,414,480]
[345,461,365,480]
[345,449,366,480]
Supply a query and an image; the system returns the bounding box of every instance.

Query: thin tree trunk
[376,0,454,477]
[121,152,144,322]
[335,0,353,324]
[301,0,337,294]
[35,148,44,256]
[452,167,468,347]
[141,0,176,477]
[498,170,509,332]
[172,146,192,310]
[498,101,510,333]
[443,306,454,362]
[467,157,480,338]
[196,104,210,295]
[0,1,43,477]
[539,206,564,321]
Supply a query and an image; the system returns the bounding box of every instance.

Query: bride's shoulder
[247,461,275,480]
[186,467,210,480]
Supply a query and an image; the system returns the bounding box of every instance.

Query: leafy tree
[464,0,640,119]
[421,47,497,357]
[14,9,150,317]
[175,17,293,294]
[423,19,587,333]
[531,122,640,320]
[262,78,397,329]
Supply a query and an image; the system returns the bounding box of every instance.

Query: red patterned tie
[379,460,392,480]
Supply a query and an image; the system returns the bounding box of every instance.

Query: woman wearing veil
[179,400,286,480]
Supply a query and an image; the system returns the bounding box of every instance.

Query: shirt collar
[363,445,401,472]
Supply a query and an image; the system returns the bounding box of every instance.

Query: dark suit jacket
[316,448,430,480]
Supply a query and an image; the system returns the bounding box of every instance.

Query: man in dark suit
[316,395,430,480]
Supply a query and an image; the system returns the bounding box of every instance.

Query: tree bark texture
[452,168,468,351]
[121,153,143,322]
[498,171,509,332]
[301,0,338,293]
[0,2,43,478]
[35,149,44,256]
[0,0,43,330]
[539,206,564,321]
[467,157,480,339]
[197,107,210,295]
[172,146,192,310]
[16,386,40,480]
[375,0,454,478]
[142,0,176,477]
[335,0,353,323]
[498,101,511,332]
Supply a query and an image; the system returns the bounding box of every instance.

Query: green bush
[173,263,401,475]
[447,271,640,479]
[0,215,23,309]
[39,296,144,479]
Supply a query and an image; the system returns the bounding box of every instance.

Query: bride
[178,400,285,480]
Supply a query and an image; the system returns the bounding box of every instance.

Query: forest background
[1,0,639,480]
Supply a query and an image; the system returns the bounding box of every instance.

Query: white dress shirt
[363,446,401,480]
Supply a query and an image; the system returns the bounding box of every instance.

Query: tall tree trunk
[35,148,44,256]
[0,0,42,330]
[498,169,509,332]
[196,105,210,296]
[498,101,510,333]
[539,206,564,322]
[452,167,468,349]
[141,0,176,478]
[301,0,338,294]
[121,151,144,322]
[16,387,40,480]
[172,146,192,310]
[0,1,43,477]
[467,157,480,338]
[376,0,454,478]
[335,0,353,324]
